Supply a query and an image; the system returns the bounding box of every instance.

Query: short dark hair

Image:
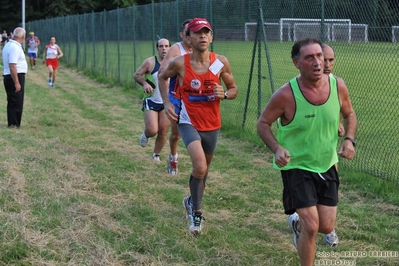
[180,18,193,36]
[291,38,323,59]
[181,19,192,34]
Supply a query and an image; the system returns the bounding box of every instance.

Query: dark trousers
[3,74,25,127]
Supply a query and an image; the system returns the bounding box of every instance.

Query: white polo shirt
[2,39,28,75]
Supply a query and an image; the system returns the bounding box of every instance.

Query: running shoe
[152,154,160,162]
[50,83,55,88]
[48,78,52,85]
[167,154,178,175]
[324,229,339,246]
[182,196,193,220]
[189,212,204,235]
[287,212,300,249]
[139,133,148,147]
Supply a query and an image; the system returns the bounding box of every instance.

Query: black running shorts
[281,166,339,215]
[142,98,164,112]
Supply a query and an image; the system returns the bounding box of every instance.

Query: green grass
[0,59,397,265]
[59,40,399,184]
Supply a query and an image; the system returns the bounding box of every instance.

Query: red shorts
[46,58,59,69]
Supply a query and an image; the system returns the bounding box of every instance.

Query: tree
[0,0,23,32]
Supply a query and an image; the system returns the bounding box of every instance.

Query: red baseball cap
[187,18,213,33]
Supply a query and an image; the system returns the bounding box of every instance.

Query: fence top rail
[245,22,291,25]
[280,18,351,23]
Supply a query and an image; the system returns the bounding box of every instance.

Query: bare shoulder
[159,54,184,79]
[272,83,293,101]
[161,55,184,75]
[260,82,293,124]
[216,54,229,64]
[160,44,183,71]
[335,76,349,93]
[166,43,182,58]
[170,54,184,66]
[331,74,343,83]
[330,74,346,86]
[215,54,232,74]
[139,56,155,71]
[142,56,154,65]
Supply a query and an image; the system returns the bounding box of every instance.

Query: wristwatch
[224,91,228,99]
[344,137,356,147]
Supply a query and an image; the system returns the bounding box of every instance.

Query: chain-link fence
[28,0,399,184]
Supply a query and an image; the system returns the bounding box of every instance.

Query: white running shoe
[139,133,148,147]
[48,78,52,85]
[324,229,339,246]
[189,213,204,235]
[152,154,160,162]
[287,212,300,249]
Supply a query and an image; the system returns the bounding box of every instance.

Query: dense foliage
[1,0,398,40]
[0,0,167,32]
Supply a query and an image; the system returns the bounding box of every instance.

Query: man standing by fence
[2,27,28,128]
[159,18,238,234]
[257,38,357,266]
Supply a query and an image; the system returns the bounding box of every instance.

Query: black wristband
[344,137,356,147]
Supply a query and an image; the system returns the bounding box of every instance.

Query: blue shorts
[169,93,181,114]
[142,98,164,112]
[28,52,37,58]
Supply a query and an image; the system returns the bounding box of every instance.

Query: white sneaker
[324,229,339,246]
[48,78,52,85]
[139,133,148,147]
[287,213,300,249]
[189,213,204,235]
[152,154,160,162]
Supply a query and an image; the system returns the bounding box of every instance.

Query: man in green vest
[257,38,357,266]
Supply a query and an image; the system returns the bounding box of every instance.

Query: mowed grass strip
[0,62,397,265]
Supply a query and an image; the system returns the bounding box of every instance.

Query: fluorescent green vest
[274,76,340,173]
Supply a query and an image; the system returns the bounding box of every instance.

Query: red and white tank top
[46,44,59,59]
[177,52,222,131]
